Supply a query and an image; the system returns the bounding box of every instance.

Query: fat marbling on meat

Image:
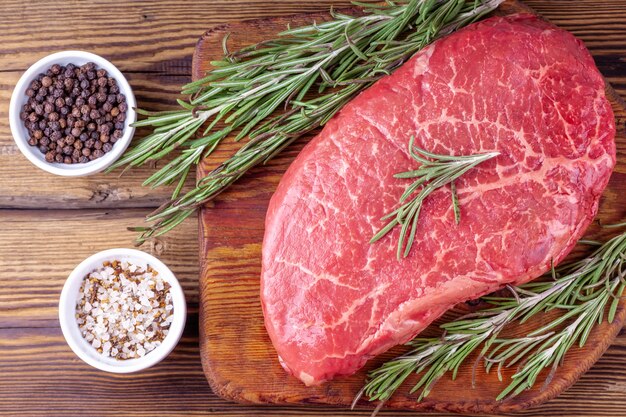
[261,14,616,385]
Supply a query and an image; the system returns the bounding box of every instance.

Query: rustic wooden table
[0,1,624,416]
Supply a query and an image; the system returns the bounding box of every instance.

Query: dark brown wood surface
[0,1,625,416]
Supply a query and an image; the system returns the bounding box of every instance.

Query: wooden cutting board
[195,0,626,413]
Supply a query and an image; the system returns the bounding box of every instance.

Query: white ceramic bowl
[59,248,186,373]
[9,51,136,176]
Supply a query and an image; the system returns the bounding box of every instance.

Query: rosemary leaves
[357,228,626,405]
[370,136,499,259]
[109,0,504,243]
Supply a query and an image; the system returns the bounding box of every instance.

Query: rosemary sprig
[370,136,499,259]
[109,0,504,243]
[357,229,626,406]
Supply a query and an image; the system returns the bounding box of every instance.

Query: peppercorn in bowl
[59,249,186,373]
[9,51,136,176]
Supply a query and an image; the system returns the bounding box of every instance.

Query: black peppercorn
[22,62,126,164]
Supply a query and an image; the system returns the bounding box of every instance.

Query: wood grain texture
[196,0,626,413]
[0,0,355,209]
[1,1,626,417]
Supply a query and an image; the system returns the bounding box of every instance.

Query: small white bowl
[9,51,136,176]
[59,248,186,373]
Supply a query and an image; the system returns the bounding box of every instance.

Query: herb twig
[108,0,504,243]
[370,136,499,259]
[357,229,626,405]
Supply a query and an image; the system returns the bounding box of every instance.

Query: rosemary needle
[107,0,504,243]
[370,135,499,259]
[357,229,626,405]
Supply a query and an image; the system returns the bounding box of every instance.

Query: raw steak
[261,14,616,386]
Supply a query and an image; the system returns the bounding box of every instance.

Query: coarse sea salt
[75,259,173,360]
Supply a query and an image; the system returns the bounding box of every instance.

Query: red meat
[261,14,616,385]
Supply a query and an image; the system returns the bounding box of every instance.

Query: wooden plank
[0,0,354,210]
[0,326,625,417]
[2,0,625,210]
[196,0,626,413]
[0,209,198,328]
[0,324,626,417]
